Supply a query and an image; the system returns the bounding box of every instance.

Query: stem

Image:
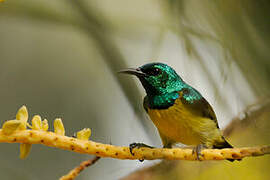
[0,129,269,161]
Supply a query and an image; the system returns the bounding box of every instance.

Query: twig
[60,156,100,180]
[0,129,269,161]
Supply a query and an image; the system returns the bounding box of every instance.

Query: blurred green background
[0,0,269,179]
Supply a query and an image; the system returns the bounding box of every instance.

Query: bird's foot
[192,144,207,161]
[129,143,154,162]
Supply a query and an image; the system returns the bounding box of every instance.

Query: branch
[60,156,100,180]
[1,105,270,162]
[1,129,269,161]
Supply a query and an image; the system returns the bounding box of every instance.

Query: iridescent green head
[119,63,185,96]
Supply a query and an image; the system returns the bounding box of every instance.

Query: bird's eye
[147,68,162,76]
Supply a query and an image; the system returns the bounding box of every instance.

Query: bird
[119,62,236,161]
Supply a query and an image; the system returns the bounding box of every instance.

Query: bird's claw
[192,144,207,161]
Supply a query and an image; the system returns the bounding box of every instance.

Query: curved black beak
[118,68,146,77]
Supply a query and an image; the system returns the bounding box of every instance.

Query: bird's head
[119,63,184,96]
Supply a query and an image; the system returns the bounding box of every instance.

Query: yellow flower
[31,115,49,131]
[16,105,28,130]
[77,128,91,140]
[42,119,49,131]
[32,115,42,130]
[2,106,29,134]
[20,143,32,159]
[2,120,22,135]
[54,118,65,135]
[16,106,33,159]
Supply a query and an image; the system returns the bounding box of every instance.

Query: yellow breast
[147,98,222,147]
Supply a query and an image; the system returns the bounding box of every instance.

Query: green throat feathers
[137,63,203,109]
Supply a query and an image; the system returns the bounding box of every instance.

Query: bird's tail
[213,137,240,162]
[213,137,233,149]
